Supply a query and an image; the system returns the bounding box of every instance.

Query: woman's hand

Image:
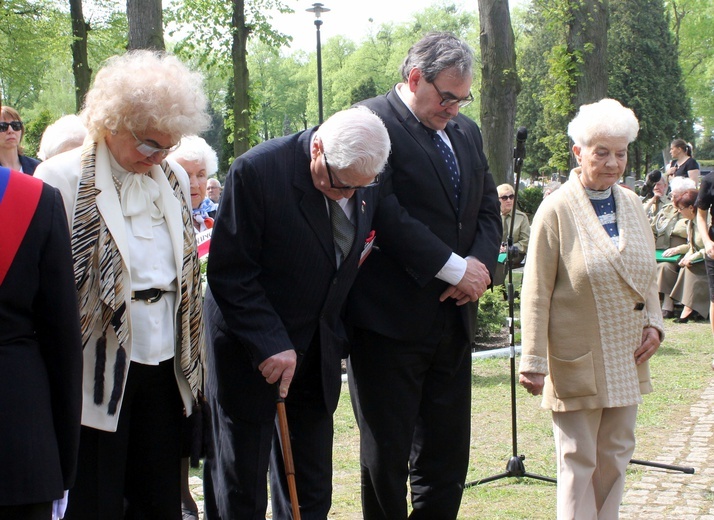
[519,372,545,396]
[679,253,692,267]
[662,247,677,258]
[635,327,661,365]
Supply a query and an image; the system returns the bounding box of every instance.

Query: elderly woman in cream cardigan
[518,98,664,520]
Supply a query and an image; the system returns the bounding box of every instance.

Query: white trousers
[552,405,638,520]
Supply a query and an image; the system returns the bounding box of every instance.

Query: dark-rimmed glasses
[430,82,474,108]
[324,154,380,191]
[0,121,23,132]
[499,194,515,201]
[130,129,179,158]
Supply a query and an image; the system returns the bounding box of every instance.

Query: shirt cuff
[435,253,467,286]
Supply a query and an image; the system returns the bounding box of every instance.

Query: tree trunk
[69,0,91,111]
[568,0,608,110]
[478,0,521,186]
[567,0,608,169]
[127,0,165,51]
[232,0,251,157]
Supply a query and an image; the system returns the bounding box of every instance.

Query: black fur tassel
[107,345,127,415]
[94,333,107,405]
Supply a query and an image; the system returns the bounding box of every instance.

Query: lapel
[564,171,644,298]
[293,130,336,267]
[94,140,131,273]
[386,89,460,215]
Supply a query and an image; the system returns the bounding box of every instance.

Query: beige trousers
[552,405,638,520]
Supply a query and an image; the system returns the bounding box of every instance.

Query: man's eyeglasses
[430,82,474,108]
[324,154,379,191]
[130,129,179,158]
[499,194,515,201]
[0,121,23,132]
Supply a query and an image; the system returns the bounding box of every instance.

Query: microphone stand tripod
[466,127,555,487]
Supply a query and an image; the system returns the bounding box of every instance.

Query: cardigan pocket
[549,351,598,399]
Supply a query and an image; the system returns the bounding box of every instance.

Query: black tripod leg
[629,459,695,474]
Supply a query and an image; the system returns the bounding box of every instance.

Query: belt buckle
[146,290,163,304]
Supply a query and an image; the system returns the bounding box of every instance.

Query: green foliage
[609,0,693,176]
[517,186,544,218]
[476,289,508,337]
[22,109,53,158]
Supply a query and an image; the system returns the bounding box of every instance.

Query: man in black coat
[202,107,390,520]
[0,166,83,520]
[345,32,502,519]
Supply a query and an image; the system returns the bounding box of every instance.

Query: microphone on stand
[514,126,527,163]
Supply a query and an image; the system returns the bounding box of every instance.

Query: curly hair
[82,50,210,142]
[567,98,639,147]
[167,135,218,177]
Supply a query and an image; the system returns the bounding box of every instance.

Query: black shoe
[662,310,675,319]
[674,312,694,323]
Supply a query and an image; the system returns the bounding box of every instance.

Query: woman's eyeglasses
[130,129,178,158]
[499,194,515,201]
[0,121,23,132]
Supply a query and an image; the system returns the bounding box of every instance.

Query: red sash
[0,168,43,286]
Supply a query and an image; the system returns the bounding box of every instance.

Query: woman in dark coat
[0,165,83,520]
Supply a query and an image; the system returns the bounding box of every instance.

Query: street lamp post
[306,2,330,123]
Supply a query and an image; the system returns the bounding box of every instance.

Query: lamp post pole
[306,3,330,123]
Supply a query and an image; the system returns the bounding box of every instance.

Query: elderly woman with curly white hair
[518,98,664,520]
[167,135,219,233]
[35,50,210,520]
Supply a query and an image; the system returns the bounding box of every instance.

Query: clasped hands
[439,256,490,306]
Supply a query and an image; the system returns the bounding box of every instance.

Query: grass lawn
[192,319,713,519]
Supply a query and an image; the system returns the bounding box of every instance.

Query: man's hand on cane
[259,349,297,398]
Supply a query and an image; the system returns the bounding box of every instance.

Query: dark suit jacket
[0,171,83,505]
[20,154,40,175]
[205,129,379,421]
[347,88,502,342]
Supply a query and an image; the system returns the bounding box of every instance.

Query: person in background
[0,106,40,174]
[203,107,390,520]
[346,32,502,519]
[654,177,695,318]
[0,160,83,520]
[543,180,561,198]
[168,136,219,233]
[206,178,222,204]
[667,139,700,185]
[38,115,88,161]
[498,183,530,268]
[697,170,714,365]
[35,49,209,519]
[642,169,668,221]
[519,98,663,520]
[666,189,709,323]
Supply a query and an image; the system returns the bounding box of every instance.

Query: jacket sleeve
[34,187,83,489]
[206,157,295,364]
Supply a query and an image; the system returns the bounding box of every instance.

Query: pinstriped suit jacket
[204,128,380,421]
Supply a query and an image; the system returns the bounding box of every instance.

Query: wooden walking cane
[276,385,301,520]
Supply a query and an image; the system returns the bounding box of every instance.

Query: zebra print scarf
[72,140,204,415]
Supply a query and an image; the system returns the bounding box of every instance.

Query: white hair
[316,106,390,180]
[167,135,218,177]
[669,176,696,196]
[38,115,87,160]
[567,98,639,147]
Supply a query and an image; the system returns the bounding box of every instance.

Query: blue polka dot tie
[429,131,461,206]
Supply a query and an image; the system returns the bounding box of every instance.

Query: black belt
[131,288,165,303]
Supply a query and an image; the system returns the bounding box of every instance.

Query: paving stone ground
[620,377,714,519]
